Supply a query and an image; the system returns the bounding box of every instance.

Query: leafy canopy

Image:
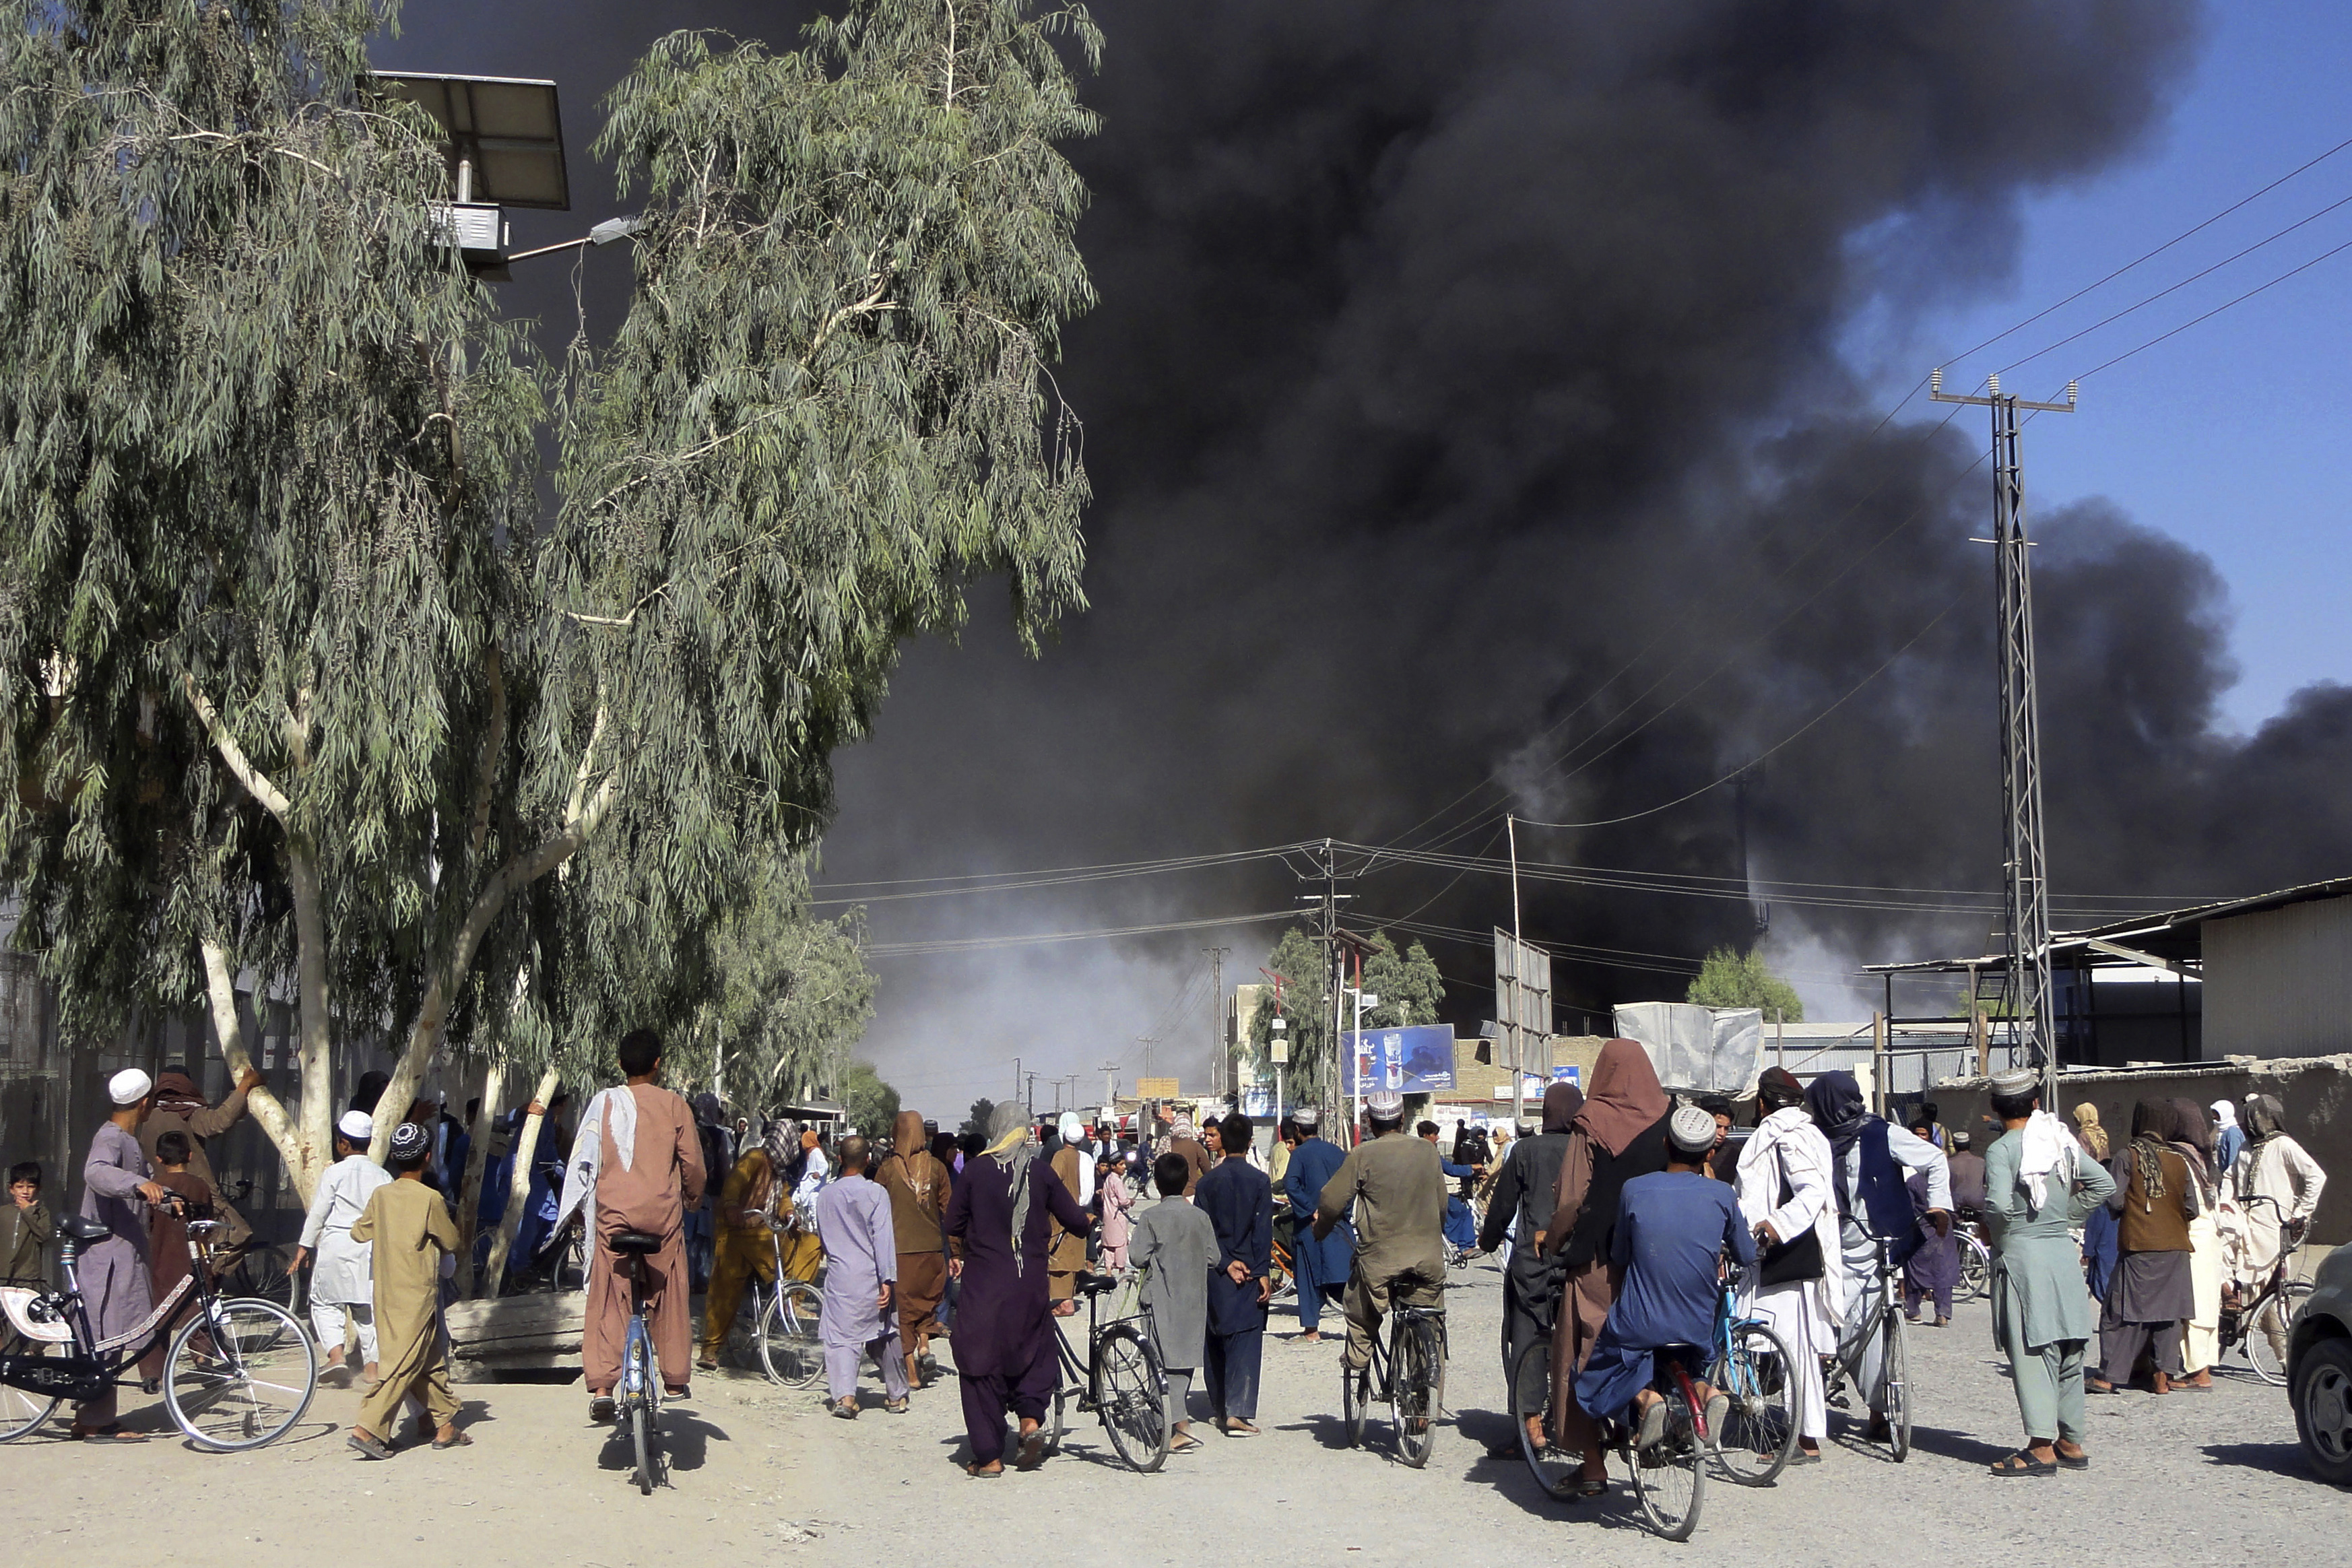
[1686,946,1804,1021]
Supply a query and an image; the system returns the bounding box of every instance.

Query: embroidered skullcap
[1291,1106,1320,1129]
[388,1121,432,1163]
[337,1109,374,1142]
[108,1068,153,1106]
[1668,1104,1719,1156]
[1989,1068,2039,1098]
[1364,1089,1406,1121]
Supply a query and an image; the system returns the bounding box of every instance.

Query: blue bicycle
[1705,1279,1799,1485]
[610,1229,667,1494]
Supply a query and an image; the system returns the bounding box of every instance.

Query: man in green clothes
[1980,1067,2114,1478]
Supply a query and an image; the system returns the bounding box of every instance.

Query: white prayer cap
[337,1109,374,1142]
[108,1068,154,1107]
[1364,1090,1406,1121]
[1668,1104,1718,1156]
[1291,1107,1320,1129]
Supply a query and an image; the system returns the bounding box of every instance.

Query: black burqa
[1483,1081,1583,1424]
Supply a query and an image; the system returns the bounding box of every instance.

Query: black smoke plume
[385,1,2352,1095]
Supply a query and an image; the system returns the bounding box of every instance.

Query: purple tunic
[815,1173,898,1348]
[75,1122,156,1423]
[941,1150,1091,1379]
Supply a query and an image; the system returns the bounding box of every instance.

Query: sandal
[1167,1433,1203,1453]
[966,1461,1004,1478]
[432,1429,474,1449]
[347,1429,397,1461]
[2054,1446,2091,1470]
[72,1425,148,1444]
[1989,1449,2056,1478]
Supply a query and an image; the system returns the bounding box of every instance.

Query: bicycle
[0,1210,317,1450]
[1954,1209,1992,1303]
[1824,1238,1910,1461]
[1607,1348,1711,1540]
[606,1228,670,1495]
[1339,1275,1448,1468]
[748,1221,826,1389]
[1039,1269,1169,1472]
[1706,1278,1800,1485]
[2219,1202,2311,1386]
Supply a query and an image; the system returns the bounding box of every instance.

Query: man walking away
[346,1121,467,1457]
[1574,1107,1753,1450]
[1808,1070,1949,1442]
[696,1122,785,1371]
[942,1103,1092,1475]
[1479,1080,1579,1464]
[878,1110,950,1390]
[73,1070,166,1441]
[2091,1101,2198,1396]
[294,1111,391,1387]
[1132,1151,1216,1454]
[1196,1111,1272,1436]
[1282,1108,1350,1343]
[1313,1091,1447,1393]
[816,1137,909,1417]
[1734,1067,1838,1466]
[559,1028,707,1421]
[1047,1111,1095,1314]
[1981,1068,2112,1476]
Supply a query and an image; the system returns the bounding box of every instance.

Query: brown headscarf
[2168,1096,2214,1183]
[154,1070,208,1118]
[1540,1079,1585,1134]
[878,1109,945,1249]
[2070,1103,2110,1161]
[2128,1099,2176,1206]
[1571,1040,1669,1156]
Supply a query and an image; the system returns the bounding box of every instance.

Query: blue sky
[1850,1,2352,731]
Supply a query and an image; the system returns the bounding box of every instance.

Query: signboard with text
[1135,1077,1181,1099]
[1344,1024,1457,1095]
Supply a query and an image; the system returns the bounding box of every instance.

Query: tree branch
[182,675,291,822]
[467,645,507,865]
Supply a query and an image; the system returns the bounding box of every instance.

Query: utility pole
[1203,946,1230,1100]
[1297,838,1354,1141]
[1098,1061,1122,1115]
[1930,368,2075,1103]
[1024,1071,1038,1120]
[1508,815,1525,1129]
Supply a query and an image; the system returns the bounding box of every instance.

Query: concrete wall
[2205,897,2352,1059]
[1932,1053,2352,1246]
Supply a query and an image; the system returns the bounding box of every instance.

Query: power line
[808,842,1309,905]
[864,908,1296,959]
[2077,232,2352,381]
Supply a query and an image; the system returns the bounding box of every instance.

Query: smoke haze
[385,1,2352,1115]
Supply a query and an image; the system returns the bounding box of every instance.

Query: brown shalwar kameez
[350,1177,462,1437]
[878,1111,948,1365]
[1047,1144,1089,1303]
[583,1084,706,1396]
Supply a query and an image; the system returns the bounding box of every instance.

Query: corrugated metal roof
[1864,873,2352,975]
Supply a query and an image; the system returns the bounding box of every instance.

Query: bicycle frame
[0,1217,222,1405]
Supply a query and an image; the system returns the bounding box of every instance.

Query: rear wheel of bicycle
[0,1338,62,1442]
[165,1297,317,1451]
[1959,1239,1991,1303]
[1342,1352,1369,1448]
[1512,1338,1578,1499]
[1391,1317,1444,1469]
[626,1335,661,1494]
[1709,1321,1799,1485]
[1879,1309,1912,1462]
[1633,1386,1707,1541]
[2246,1282,2312,1385]
[631,1400,656,1495]
[1094,1324,1169,1472]
[757,1280,826,1388]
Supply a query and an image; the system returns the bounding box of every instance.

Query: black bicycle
[1039,1270,1169,1472]
[1340,1275,1448,1468]
[0,1210,317,1449]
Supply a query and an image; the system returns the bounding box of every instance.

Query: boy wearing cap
[294,1110,392,1387]
[1573,1105,1756,1449]
[348,1121,467,1457]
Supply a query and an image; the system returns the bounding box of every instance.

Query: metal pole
[1205,946,1230,1099]
[1509,817,1526,1130]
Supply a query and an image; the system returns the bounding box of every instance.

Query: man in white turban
[71,1070,170,1438]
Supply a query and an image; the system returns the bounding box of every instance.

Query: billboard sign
[1344,1024,1456,1095]
[1135,1076,1181,1099]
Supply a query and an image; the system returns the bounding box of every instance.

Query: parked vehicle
[2287,1243,2352,1487]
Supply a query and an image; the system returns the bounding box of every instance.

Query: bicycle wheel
[1632,1383,1707,1541]
[218,1245,300,1350]
[164,1297,317,1451]
[1958,1239,1990,1303]
[0,1338,62,1442]
[758,1281,826,1388]
[2246,1282,2313,1385]
[1709,1321,1798,1486]
[1342,1352,1370,1448]
[1878,1308,1912,1462]
[1512,1338,1578,1499]
[1391,1317,1444,1468]
[625,1332,661,1494]
[1094,1324,1169,1472]
[631,1400,655,1495]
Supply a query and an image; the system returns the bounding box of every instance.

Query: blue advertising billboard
[1344,1024,1457,1094]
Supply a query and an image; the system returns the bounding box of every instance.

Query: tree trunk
[199,938,317,1202]
[286,843,336,1201]
[455,1060,505,1291]
[478,1066,562,1299]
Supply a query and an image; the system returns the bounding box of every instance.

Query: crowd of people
[5,1033,2332,1493]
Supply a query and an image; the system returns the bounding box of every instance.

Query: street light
[372,71,583,278]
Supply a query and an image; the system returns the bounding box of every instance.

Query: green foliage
[1686,947,1804,1021]
[960,1097,997,1138]
[1247,927,1331,1103]
[1361,932,1445,1029]
[843,1059,901,1139]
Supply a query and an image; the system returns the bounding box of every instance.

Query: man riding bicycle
[1311,1090,1447,1381]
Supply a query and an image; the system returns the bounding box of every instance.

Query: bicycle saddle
[59,1214,110,1244]
[609,1229,665,1255]
[1073,1272,1119,1297]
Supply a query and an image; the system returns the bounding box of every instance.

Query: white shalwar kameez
[1831,1122,1950,1413]
[1734,1107,1843,1441]
[299,1151,392,1363]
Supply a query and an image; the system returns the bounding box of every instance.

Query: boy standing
[294,1110,391,1386]
[2,1162,51,1286]
[347,1121,466,1458]
[1129,1152,1216,1454]
[141,1132,215,1382]
[814,1136,908,1417]
[1574,1106,1756,1448]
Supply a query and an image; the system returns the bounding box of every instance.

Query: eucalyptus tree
[0,0,1099,1198]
